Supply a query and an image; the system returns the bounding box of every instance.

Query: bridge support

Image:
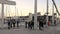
[0,0,16,28]
[0,3,4,28]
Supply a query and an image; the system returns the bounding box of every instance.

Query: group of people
[7,19,20,29]
[25,20,46,30]
[6,19,46,30]
[25,21,34,29]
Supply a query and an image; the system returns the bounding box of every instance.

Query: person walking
[17,20,19,28]
[25,22,27,28]
[28,22,30,29]
[39,20,44,30]
[12,19,16,28]
[10,20,13,28]
[7,20,11,29]
[31,21,34,29]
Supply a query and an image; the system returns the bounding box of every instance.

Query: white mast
[34,0,37,29]
[46,0,48,26]
[52,1,54,25]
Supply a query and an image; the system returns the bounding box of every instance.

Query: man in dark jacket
[25,22,27,28]
[28,22,31,29]
[39,20,44,30]
[17,20,19,28]
[12,19,15,28]
[7,20,11,29]
[31,21,34,29]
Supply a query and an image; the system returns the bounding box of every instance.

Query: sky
[0,0,60,17]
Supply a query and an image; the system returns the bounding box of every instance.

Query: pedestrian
[12,19,15,28]
[7,20,11,29]
[54,20,56,26]
[39,20,44,30]
[48,21,50,26]
[28,22,30,29]
[30,22,32,29]
[17,20,19,28]
[31,21,34,29]
[10,20,13,28]
[25,22,27,28]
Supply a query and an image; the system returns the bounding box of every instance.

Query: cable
[6,5,8,17]
[8,5,10,17]
[15,6,16,17]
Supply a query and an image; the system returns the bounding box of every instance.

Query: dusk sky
[0,0,60,17]
[14,0,60,16]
